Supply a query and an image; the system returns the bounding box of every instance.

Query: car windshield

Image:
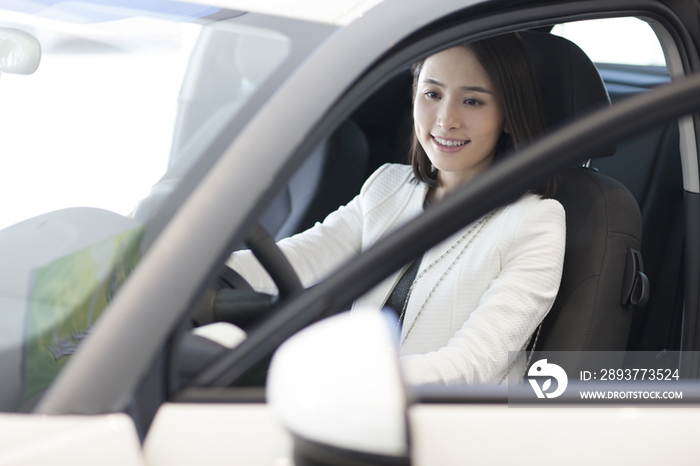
[0,0,334,411]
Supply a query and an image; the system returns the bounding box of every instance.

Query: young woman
[227,33,565,386]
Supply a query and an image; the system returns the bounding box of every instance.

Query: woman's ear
[502,113,511,134]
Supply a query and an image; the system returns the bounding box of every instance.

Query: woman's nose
[437,101,461,130]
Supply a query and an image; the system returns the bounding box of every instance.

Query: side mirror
[0,27,41,75]
[267,310,409,465]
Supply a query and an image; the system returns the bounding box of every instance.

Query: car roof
[173,0,389,25]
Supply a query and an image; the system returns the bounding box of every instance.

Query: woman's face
[413,46,506,187]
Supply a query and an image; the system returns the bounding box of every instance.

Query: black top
[384,256,421,324]
[384,195,430,325]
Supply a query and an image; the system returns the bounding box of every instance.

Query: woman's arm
[399,199,566,385]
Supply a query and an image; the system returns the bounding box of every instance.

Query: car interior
[249,27,681,352]
[165,18,684,392]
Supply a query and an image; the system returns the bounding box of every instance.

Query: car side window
[551,17,666,66]
[203,15,684,393]
[235,15,682,368]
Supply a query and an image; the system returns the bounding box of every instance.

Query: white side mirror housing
[267,309,408,460]
[0,27,41,75]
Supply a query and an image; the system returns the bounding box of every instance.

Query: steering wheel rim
[244,222,303,299]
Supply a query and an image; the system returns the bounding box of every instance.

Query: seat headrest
[520,31,611,132]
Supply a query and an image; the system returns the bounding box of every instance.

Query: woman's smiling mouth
[432,135,470,152]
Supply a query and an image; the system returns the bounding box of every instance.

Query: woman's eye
[424,91,439,99]
[465,98,481,106]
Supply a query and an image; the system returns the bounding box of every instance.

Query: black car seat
[260,119,370,240]
[591,76,683,352]
[519,32,649,367]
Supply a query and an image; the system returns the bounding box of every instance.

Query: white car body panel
[143,403,292,466]
[0,412,144,465]
[410,404,700,465]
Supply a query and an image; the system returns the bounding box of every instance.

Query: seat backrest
[520,32,645,366]
[264,119,370,240]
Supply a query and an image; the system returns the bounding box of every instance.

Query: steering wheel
[193,222,303,328]
[243,222,303,298]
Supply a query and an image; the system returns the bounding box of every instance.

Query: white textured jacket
[227,164,566,385]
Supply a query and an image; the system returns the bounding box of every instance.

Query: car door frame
[185,0,700,389]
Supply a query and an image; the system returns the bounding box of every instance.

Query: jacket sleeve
[225,165,392,294]
[399,199,566,385]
